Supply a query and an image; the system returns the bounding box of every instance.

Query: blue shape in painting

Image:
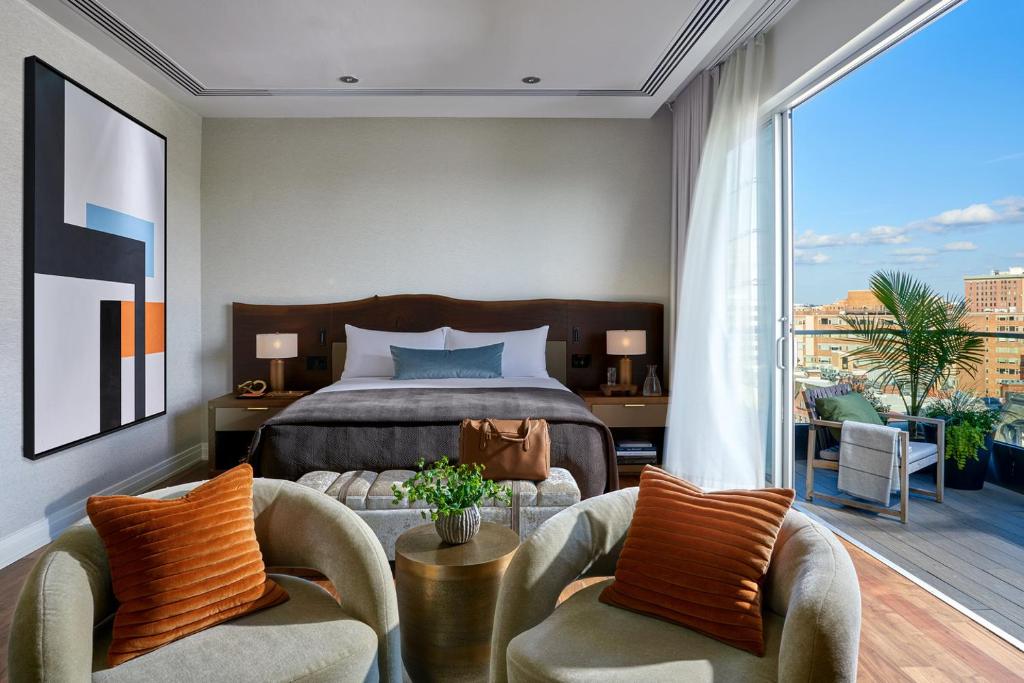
[85,204,155,277]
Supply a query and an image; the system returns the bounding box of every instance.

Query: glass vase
[642,365,662,397]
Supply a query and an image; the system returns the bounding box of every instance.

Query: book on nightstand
[616,440,657,465]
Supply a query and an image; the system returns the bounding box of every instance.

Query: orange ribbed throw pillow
[599,466,794,656]
[87,464,289,666]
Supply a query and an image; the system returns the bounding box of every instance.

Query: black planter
[944,434,994,491]
[990,442,1024,489]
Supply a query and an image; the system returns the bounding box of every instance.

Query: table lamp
[606,330,646,387]
[256,333,298,392]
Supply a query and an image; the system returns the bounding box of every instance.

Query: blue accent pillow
[390,343,504,380]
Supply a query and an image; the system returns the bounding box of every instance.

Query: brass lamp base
[617,356,633,387]
[269,359,286,393]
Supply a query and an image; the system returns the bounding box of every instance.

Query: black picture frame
[23,56,168,459]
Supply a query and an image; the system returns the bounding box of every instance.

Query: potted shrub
[843,271,986,448]
[844,271,986,420]
[392,457,512,545]
[924,393,1000,490]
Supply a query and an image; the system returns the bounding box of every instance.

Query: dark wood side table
[206,392,306,476]
[578,391,670,475]
[395,523,520,682]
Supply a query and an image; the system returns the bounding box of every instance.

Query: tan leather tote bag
[459,418,551,480]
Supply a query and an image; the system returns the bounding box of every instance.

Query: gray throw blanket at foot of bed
[248,388,618,498]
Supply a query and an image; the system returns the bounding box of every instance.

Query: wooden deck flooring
[796,458,1024,645]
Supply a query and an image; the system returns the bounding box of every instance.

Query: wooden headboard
[232,294,664,393]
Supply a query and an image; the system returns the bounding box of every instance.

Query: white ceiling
[27,0,783,118]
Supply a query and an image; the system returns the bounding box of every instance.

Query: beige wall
[0,0,203,545]
[200,114,673,396]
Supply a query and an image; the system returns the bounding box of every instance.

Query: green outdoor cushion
[815,392,884,439]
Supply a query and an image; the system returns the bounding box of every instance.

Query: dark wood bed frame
[232,294,664,393]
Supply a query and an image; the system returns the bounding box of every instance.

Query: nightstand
[578,391,669,475]
[207,392,307,476]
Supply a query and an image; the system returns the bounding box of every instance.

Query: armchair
[490,488,861,682]
[803,384,944,524]
[8,478,401,683]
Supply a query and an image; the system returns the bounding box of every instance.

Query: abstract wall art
[24,57,167,459]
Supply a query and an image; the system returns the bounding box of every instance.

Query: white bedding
[317,376,571,393]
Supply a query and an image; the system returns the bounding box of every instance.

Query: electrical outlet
[571,354,591,369]
[306,355,328,371]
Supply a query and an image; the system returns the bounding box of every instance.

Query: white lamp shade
[256,333,298,359]
[606,329,646,356]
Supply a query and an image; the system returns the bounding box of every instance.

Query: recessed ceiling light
[338,75,359,84]
[521,76,541,84]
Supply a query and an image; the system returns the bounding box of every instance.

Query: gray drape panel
[668,68,719,359]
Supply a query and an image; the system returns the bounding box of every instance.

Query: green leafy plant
[843,271,985,417]
[392,457,512,521]
[924,392,1000,470]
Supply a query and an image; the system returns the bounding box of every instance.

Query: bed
[237,295,664,499]
[249,375,617,498]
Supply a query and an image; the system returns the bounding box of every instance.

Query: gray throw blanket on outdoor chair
[837,421,901,505]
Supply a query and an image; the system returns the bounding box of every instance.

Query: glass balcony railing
[792,329,1024,449]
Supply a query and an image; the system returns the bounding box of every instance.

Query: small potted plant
[392,457,512,545]
[924,392,1000,490]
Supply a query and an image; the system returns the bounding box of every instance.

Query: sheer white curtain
[664,37,770,490]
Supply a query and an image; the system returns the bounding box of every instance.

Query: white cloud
[854,225,912,245]
[893,247,937,256]
[893,254,931,264]
[984,151,1024,165]
[917,196,1024,232]
[795,196,1024,256]
[794,230,846,248]
[795,225,910,248]
[794,250,830,265]
[930,203,1000,227]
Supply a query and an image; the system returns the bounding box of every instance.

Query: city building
[794,290,888,378]
[964,267,1024,312]
[963,268,1024,399]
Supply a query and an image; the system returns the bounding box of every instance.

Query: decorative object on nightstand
[256,332,298,392]
[236,379,268,398]
[642,364,663,396]
[392,457,512,545]
[580,390,669,475]
[206,392,307,475]
[605,329,646,395]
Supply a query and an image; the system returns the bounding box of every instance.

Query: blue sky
[792,0,1024,305]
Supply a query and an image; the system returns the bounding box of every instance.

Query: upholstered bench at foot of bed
[297,468,581,560]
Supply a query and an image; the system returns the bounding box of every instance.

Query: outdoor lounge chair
[803,383,944,523]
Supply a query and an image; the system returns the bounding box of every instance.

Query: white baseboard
[0,444,205,570]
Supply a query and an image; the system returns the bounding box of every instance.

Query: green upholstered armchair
[8,478,401,683]
[490,488,862,683]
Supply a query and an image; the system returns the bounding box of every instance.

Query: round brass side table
[395,522,520,682]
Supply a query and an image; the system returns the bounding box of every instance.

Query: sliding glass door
[759,114,794,489]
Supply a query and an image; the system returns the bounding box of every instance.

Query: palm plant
[843,270,985,417]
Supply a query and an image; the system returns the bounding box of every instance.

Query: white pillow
[342,324,447,378]
[446,326,549,378]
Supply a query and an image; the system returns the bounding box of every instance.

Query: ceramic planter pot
[435,505,481,545]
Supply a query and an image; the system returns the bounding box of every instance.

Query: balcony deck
[795,459,1024,645]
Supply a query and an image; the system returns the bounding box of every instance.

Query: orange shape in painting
[120,302,166,357]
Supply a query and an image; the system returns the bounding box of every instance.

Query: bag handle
[480,418,533,452]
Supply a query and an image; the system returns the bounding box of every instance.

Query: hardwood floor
[1,464,1021,681]
[796,458,1024,644]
